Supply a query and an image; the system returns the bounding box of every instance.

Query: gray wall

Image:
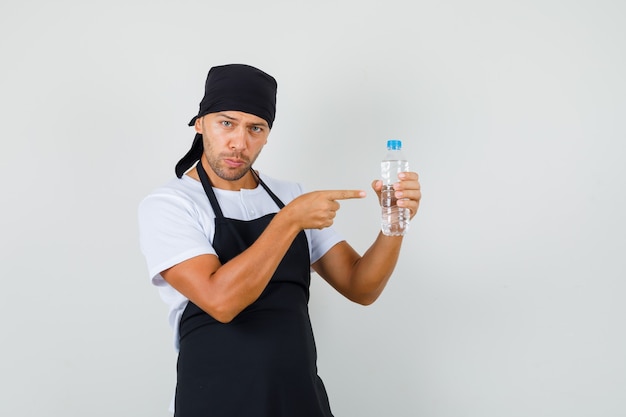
[1,0,625,416]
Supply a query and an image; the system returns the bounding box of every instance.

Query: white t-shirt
[138,172,344,350]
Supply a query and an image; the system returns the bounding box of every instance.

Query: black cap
[175,64,278,178]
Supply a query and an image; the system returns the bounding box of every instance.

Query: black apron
[174,163,334,417]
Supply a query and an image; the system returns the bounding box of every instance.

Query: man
[138,64,421,417]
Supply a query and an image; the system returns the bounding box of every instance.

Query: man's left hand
[371,172,421,220]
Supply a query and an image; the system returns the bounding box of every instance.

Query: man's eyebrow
[216,112,268,127]
[216,112,237,120]
[250,121,269,128]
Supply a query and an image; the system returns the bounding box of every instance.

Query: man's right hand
[280,190,366,231]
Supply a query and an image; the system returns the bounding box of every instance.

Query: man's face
[195,111,270,188]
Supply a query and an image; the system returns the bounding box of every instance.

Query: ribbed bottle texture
[381,140,410,236]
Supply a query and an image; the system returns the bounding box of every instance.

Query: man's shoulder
[139,176,206,212]
[149,176,203,196]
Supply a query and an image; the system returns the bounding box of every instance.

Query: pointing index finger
[323,190,367,200]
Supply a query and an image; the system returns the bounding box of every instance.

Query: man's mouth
[224,158,246,168]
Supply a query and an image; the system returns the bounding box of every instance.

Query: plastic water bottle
[381,140,410,236]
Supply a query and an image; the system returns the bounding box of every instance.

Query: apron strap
[251,169,285,209]
[196,160,225,219]
[195,161,287,254]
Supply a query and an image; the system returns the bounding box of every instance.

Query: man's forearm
[347,232,404,304]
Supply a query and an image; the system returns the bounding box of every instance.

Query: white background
[1,0,625,416]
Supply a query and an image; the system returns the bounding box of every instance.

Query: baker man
[138,63,421,417]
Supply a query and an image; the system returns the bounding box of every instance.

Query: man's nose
[229,128,247,150]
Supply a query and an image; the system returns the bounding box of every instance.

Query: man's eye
[251,126,262,133]
[221,121,232,127]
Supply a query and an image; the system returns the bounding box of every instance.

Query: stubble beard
[202,135,262,182]
[206,151,257,182]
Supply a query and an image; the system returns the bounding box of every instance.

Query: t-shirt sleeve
[309,227,344,264]
[138,192,216,285]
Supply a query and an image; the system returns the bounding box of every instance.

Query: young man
[138,64,421,417]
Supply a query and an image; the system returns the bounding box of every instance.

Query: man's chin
[216,166,250,181]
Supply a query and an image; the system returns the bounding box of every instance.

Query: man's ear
[194,117,203,134]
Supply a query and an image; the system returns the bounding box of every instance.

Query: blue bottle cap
[386,140,402,150]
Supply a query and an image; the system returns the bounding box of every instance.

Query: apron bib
[174,163,334,417]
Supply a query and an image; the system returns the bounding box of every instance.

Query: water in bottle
[381,140,410,236]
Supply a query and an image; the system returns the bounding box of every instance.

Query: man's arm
[312,172,421,305]
[161,189,366,323]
